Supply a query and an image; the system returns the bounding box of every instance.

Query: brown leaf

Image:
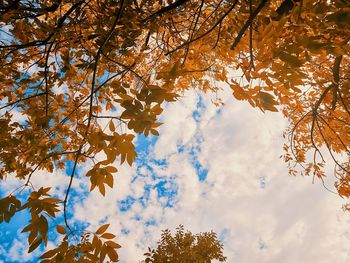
[101,233,116,239]
[105,241,122,249]
[96,224,110,235]
[56,225,66,235]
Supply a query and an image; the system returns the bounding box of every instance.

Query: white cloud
[70,88,350,263]
[3,88,349,263]
[144,90,350,262]
[7,238,40,262]
[154,92,198,157]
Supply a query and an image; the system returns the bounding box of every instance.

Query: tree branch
[0,93,46,111]
[273,0,300,21]
[231,0,267,50]
[166,0,239,55]
[147,0,190,20]
[312,56,342,115]
[1,0,62,14]
[63,147,81,236]
[0,0,85,50]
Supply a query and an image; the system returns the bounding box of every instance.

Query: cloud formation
[72,89,350,262]
[1,89,349,263]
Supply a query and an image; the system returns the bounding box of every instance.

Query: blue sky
[1,89,350,262]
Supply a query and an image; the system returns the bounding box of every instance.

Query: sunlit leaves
[39,224,121,262]
[85,131,137,195]
[117,85,175,135]
[86,164,117,196]
[142,225,226,263]
[104,133,136,166]
[230,82,255,106]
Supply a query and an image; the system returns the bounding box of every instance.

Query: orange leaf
[96,224,110,235]
[101,233,116,239]
[107,248,119,262]
[105,241,122,249]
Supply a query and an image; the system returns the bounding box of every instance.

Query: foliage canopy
[0,0,349,261]
[141,225,226,263]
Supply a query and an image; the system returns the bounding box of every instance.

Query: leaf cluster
[142,225,226,263]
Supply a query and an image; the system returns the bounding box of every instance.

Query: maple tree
[141,225,226,263]
[0,0,349,261]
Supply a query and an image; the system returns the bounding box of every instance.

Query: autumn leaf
[96,224,110,235]
[142,225,226,262]
[56,225,66,235]
[101,233,116,239]
[105,240,122,249]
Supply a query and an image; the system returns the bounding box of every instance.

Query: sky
[1,88,350,262]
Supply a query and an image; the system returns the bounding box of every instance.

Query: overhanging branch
[231,0,267,50]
